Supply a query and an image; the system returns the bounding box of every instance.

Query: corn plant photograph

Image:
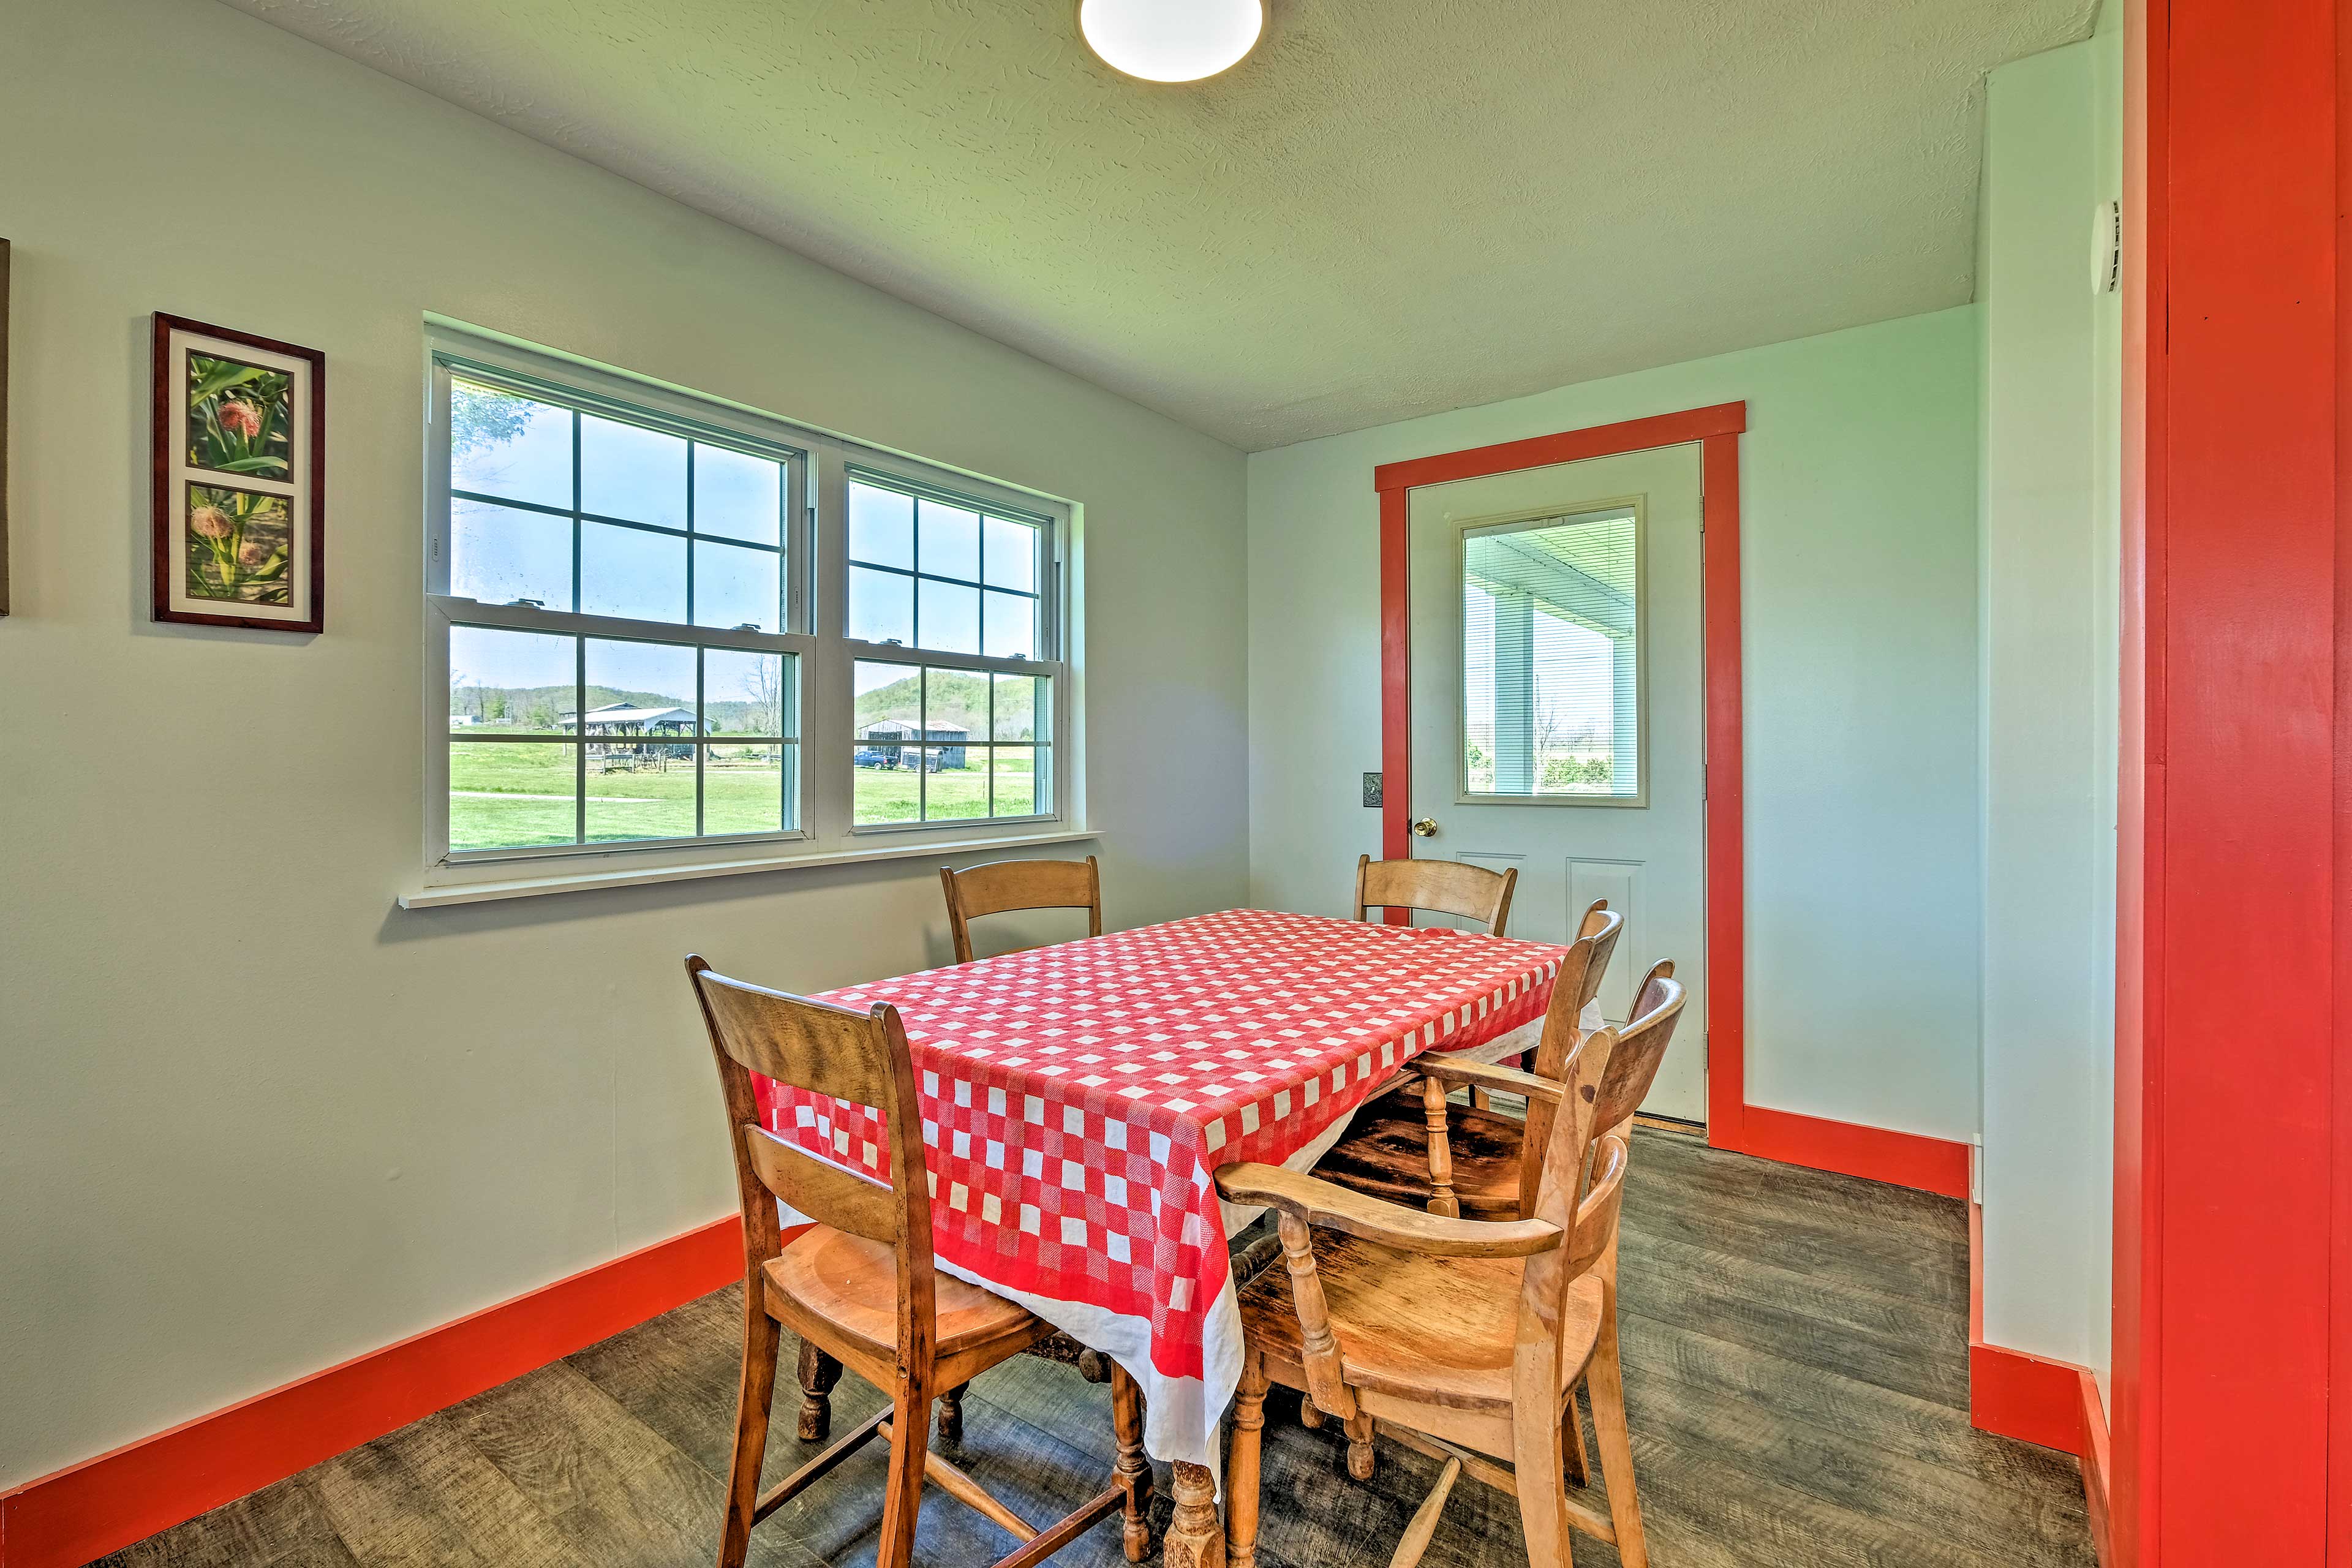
[183,481,292,604]
[152,314,325,632]
[183,353,292,480]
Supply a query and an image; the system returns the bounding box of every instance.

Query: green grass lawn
[448,741,1039,851]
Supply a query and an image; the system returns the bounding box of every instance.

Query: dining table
[749,907,1572,1567]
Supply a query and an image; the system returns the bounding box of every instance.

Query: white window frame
[419,328,1079,895]
[1452,497,1649,809]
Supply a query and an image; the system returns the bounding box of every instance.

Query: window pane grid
[846,476,1041,658]
[449,624,796,854]
[435,352,1066,870]
[852,659,1049,827]
[448,374,788,633]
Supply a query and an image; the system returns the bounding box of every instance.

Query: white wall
[0,0,1247,1487]
[1248,309,1983,1141]
[1975,17,2122,1391]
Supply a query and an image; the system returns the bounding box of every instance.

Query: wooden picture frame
[2,239,11,617]
[151,313,325,633]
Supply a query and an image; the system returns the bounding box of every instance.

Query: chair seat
[1314,1093,1531,1220]
[763,1225,1041,1362]
[1236,1230,1603,1415]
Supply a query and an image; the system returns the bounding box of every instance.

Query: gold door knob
[1411,818,1439,838]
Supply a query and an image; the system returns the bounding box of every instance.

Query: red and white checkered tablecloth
[750,908,1563,1464]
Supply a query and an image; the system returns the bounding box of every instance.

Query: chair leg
[1111,1363,1155,1562]
[1586,1314,1648,1568]
[1297,1391,1324,1430]
[1344,1409,1378,1482]
[797,1340,842,1442]
[1225,1354,1269,1568]
[1511,1379,1575,1568]
[874,1382,932,1568]
[936,1384,965,1449]
[1564,1381,1591,1487]
[718,1305,781,1568]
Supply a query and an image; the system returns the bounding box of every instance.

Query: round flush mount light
[1079,0,1264,83]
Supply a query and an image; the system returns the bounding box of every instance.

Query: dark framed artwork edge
[150,311,326,635]
[2,238,10,617]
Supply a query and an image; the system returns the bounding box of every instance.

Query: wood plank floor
[97,1126,2094,1567]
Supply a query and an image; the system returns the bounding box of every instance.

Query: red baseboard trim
[1962,1201,2102,1463]
[2078,1370,2114,1567]
[1969,1338,2095,1455]
[1726,1104,1973,1199]
[0,1215,748,1568]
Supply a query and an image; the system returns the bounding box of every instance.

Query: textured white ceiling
[224,0,2096,450]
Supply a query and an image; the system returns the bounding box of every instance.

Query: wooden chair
[1314,900,1626,1220]
[1354,853,1518,935]
[685,956,1152,1568]
[941,854,1102,964]
[1216,1006,1668,1568]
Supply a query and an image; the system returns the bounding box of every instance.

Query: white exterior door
[1406,443,1708,1121]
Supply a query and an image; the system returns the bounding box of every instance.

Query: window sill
[399,827,1099,909]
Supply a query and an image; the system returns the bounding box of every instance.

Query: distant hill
[855,667,1038,741]
[451,666,1040,739]
[449,683,776,733]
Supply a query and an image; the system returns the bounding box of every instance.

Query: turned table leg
[1110,1363,1155,1562]
[1161,1460,1226,1568]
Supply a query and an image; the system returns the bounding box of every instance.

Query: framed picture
[2,239,11,617]
[151,314,325,632]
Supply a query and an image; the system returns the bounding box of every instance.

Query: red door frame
[1373,402,1971,1197]
[2117,0,2343,1562]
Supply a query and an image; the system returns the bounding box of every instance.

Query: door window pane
[1461,508,1640,799]
[451,380,571,510]
[581,414,687,529]
[694,445,781,545]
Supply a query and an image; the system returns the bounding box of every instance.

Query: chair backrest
[684,956,937,1360]
[1515,902,1626,1206]
[1593,962,1684,1144]
[940,854,1102,963]
[1517,955,1683,1218]
[1515,1023,1631,1378]
[1354,854,1518,935]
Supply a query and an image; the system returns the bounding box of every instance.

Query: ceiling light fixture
[1079,0,1264,83]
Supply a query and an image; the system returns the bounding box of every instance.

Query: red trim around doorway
[0,1217,752,1568]
[2116,0,2343,1561]
[1372,401,1969,1199]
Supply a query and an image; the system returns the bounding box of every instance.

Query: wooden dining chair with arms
[941,854,1102,964]
[1354,853,1518,935]
[1315,900,1626,1221]
[1216,1006,1669,1568]
[685,956,1152,1568]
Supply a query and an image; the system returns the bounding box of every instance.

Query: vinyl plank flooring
[93,1474,355,1568]
[102,1126,2094,1567]
[308,1414,575,1568]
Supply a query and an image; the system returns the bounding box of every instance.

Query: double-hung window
[423,331,1073,886]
